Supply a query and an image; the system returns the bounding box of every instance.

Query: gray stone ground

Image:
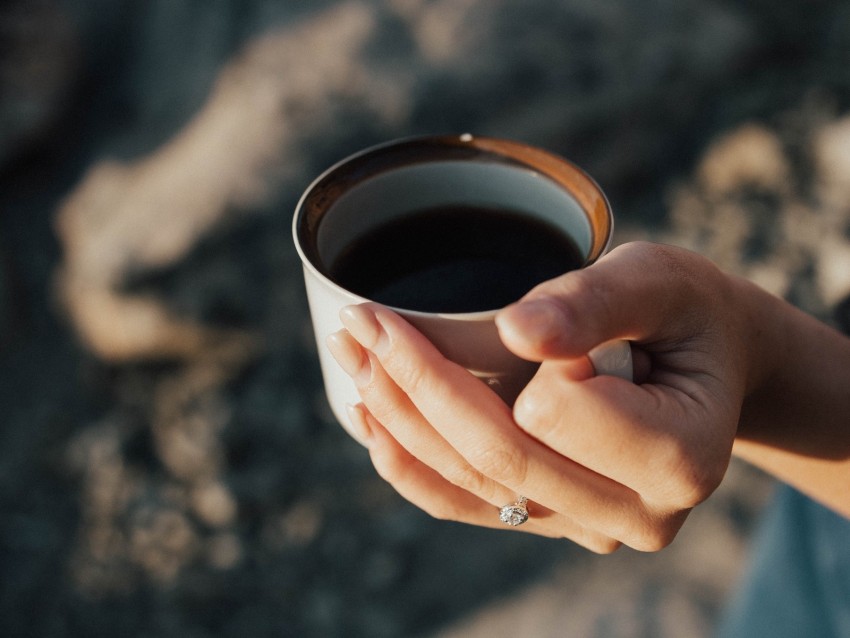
[2,1,850,637]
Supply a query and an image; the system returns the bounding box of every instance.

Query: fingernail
[326,329,371,385]
[339,305,387,352]
[345,403,374,448]
[498,298,566,347]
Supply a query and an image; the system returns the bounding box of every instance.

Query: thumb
[495,242,711,362]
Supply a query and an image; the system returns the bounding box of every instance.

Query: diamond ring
[499,496,529,526]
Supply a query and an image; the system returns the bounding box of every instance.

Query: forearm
[733,276,850,517]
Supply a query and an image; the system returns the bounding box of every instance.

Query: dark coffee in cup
[328,204,584,313]
[293,135,621,431]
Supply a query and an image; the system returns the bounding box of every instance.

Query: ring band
[499,496,529,526]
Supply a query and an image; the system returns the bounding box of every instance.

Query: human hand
[327,242,756,552]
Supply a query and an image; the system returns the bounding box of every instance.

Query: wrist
[728,275,790,435]
[733,272,850,442]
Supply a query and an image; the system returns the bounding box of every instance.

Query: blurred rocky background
[2,1,850,636]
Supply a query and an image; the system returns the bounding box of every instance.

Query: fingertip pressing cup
[292,134,631,438]
[588,339,633,381]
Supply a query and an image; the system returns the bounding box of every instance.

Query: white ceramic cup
[293,134,631,438]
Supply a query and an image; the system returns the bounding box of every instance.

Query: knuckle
[653,436,720,508]
[369,442,412,486]
[442,462,487,496]
[564,265,618,329]
[466,443,528,486]
[628,527,677,553]
[513,390,541,430]
[359,390,404,432]
[389,353,431,397]
[641,242,720,316]
[587,538,622,555]
[513,384,558,437]
[676,470,719,509]
[621,506,689,553]
[419,499,466,523]
[571,525,623,554]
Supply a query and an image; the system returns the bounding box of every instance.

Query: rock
[190,481,238,528]
[812,115,850,208]
[696,124,791,197]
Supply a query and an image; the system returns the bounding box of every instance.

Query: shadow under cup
[293,135,613,435]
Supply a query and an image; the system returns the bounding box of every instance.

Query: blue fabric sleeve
[716,485,850,638]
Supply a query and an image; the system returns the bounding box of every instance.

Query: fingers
[514,360,727,510]
[327,327,509,507]
[328,332,506,506]
[496,242,724,361]
[332,303,679,550]
[351,403,621,551]
[328,327,618,546]
[350,404,553,537]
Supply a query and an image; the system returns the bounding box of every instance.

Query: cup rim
[291,133,613,320]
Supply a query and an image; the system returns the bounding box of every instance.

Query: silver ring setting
[499,496,529,526]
